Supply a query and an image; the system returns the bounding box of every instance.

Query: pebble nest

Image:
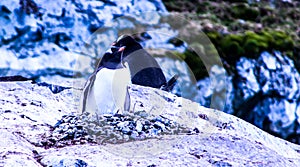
[42,111,200,148]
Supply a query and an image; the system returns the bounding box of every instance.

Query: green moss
[243,39,260,58]
[231,3,259,21]
[173,51,186,60]
[173,50,208,80]
[244,31,269,52]
[206,32,222,44]
[162,0,300,145]
[184,49,209,80]
[221,38,244,55]
[205,29,299,67]
[162,0,300,72]
[163,0,299,40]
[286,51,293,58]
[267,31,295,52]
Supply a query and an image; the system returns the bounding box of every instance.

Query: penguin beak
[118,46,126,52]
[111,42,116,46]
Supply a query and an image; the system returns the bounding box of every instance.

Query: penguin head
[98,48,124,69]
[111,35,143,57]
[97,35,142,70]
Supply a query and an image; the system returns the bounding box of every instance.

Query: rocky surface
[1,80,300,166]
[1,1,300,165]
[161,0,300,144]
[0,0,179,79]
[197,50,300,144]
[234,51,300,139]
[0,0,198,100]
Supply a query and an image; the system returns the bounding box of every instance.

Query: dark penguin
[109,35,169,89]
[81,35,178,115]
[80,46,131,115]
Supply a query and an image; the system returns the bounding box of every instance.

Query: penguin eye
[110,45,119,53]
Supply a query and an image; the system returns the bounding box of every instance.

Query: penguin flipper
[124,86,130,112]
[123,62,131,113]
[80,71,97,114]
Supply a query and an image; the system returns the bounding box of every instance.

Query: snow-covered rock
[0,80,300,166]
[197,51,300,142]
[0,0,178,80]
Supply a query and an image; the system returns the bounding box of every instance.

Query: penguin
[109,35,177,90]
[81,46,131,116]
[81,34,178,116]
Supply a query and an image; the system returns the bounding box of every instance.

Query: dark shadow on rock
[0,75,32,82]
[36,82,71,94]
[0,75,71,94]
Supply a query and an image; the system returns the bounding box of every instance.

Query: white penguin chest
[91,67,131,115]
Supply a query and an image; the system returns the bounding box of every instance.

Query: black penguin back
[122,48,167,88]
[110,35,167,88]
[131,67,166,88]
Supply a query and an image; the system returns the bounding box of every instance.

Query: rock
[0,0,209,123]
[234,51,300,139]
[153,121,165,131]
[155,56,199,101]
[0,1,198,114]
[135,120,143,132]
[196,65,230,111]
[0,46,93,79]
[197,51,300,143]
[0,0,181,81]
[0,80,300,166]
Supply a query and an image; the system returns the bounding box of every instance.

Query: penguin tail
[160,74,179,92]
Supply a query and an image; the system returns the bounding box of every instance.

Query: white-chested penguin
[81,35,178,116]
[81,44,131,116]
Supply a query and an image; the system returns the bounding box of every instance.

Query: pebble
[45,111,199,147]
